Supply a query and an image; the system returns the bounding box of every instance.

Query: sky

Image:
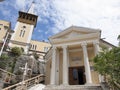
[0,0,120,46]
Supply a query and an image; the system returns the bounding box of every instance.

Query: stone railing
[2,74,45,90]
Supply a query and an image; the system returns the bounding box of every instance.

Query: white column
[56,49,59,85]
[81,42,92,84]
[50,46,56,85]
[93,41,100,55]
[62,45,69,85]
[93,41,105,82]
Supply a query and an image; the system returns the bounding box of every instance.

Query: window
[35,45,37,50]
[22,30,25,37]
[4,26,8,30]
[19,26,26,37]
[19,30,23,37]
[44,47,49,52]
[23,26,26,28]
[31,44,37,50]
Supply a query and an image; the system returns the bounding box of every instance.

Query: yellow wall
[12,22,32,43]
[0,20,10,42]
[30,40,51,52]
[45,59,51,85]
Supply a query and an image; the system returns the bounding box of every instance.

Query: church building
[9,2,38,53]
[0,2,51,62]
[44,26,114,89]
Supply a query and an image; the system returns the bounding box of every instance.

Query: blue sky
[0,0,120,46]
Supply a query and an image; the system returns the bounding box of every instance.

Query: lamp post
[19,62,31,89]
[19,62,31,83]
[0,32,9,56]
[0,29,13,57]
[30,55,35,77]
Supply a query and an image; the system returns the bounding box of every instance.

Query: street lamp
[0,29,14,56]
[30,55,35,76]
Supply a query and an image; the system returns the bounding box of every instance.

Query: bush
[0,54,9,69]
[0,54,9,60]
[11,47,22,57]
[33,53,39,60]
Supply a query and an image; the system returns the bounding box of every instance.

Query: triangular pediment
[50,26,101,40]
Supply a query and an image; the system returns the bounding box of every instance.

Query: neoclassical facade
[45,26,114,86]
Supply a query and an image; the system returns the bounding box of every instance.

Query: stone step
[43,84,102,90]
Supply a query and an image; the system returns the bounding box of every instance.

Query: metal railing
[2,74,45,90]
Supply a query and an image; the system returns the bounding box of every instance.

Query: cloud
[1,0,120,46]
[46,0,120,46]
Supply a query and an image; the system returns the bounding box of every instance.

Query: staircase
[2,74,45,90]
[43,84,102,90]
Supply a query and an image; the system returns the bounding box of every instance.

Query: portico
[50,41,100,85]
[45,26,101,86]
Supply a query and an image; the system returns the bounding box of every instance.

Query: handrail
[0,68,15,76]
[2,74,45,90]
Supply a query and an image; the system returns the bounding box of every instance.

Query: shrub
[11,47,22,57]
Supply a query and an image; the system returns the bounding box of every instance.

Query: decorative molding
[10,40,30,46]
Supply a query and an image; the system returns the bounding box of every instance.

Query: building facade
[29,40,51,59]
[0,2,51,59]
[0,20,13,50]
[9,2,38,53]
[44,26,114,86]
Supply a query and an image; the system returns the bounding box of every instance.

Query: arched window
[19,26,26,37]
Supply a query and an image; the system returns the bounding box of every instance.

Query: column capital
[52,46,57,50]
[62,45,67,49]
[81,42,87,47]
[93,40,99,45]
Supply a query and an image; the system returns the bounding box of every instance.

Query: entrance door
[69,66,86,85]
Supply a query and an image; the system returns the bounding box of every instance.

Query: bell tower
[9,2,38,53]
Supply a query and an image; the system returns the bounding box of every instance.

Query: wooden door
[69,67,86,85]
[69,67,79,85]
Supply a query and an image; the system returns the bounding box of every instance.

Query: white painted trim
[8,22,20,47]
[50,33,100,44]
[10,22,20,40]
[50,26,101,39]
[54,39,98,47]
[27,25,34,43]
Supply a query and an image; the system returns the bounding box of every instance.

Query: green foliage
[21,47,24,53]
[11,47,22,57]
[93,47,120,89]
[0,54,9,69]
[33,53,39,60]
[0,54,9,60]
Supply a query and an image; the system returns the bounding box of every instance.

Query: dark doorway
[69,66,86,85]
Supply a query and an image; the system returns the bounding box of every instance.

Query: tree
[93,47,120,90]
[117,35,120,46]
[33,53,39,60]
[10,47,23,73]
[11,47,22,57]
[0,54,9,69]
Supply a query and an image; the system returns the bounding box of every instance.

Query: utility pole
[0,32,9,56]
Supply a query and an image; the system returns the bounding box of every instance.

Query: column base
[60,83,69,86]
[85,83,93,86]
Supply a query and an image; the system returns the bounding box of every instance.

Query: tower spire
[28,1,35,14]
